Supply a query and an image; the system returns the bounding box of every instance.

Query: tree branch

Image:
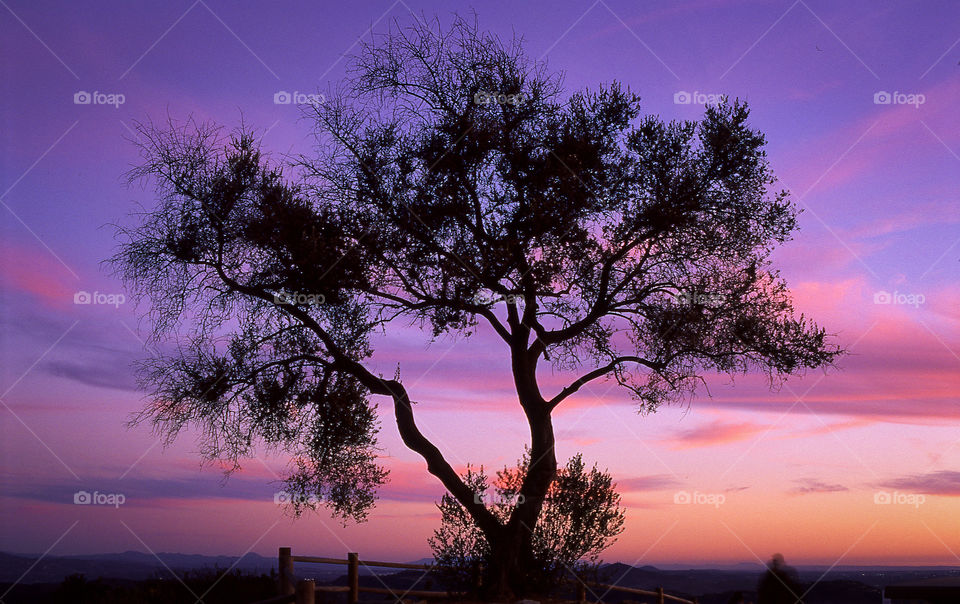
[547,355,662,410]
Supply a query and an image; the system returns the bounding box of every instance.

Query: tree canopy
[113,14,841,597]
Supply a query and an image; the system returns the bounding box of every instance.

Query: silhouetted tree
[430,452,624,595]
[112,14,841,598]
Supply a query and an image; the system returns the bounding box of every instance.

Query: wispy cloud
[782,418,875,440]
[790,478,848,495]
[43,357,138,391]
[617,474,682,491]
[877,471,960,496]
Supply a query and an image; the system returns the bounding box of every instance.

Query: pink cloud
[788,277,868,322]
[844,200,960,239]
[377,459,450,503]
[0,241,76,309]
[925,283,960,324]
[663,420,768,449]
[780,77,960,194]
[616,474,682,492]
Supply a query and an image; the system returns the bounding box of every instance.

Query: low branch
[547,355,662,410]
[212,264,502,535]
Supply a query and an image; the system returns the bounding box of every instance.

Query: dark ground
[4,552,959,603]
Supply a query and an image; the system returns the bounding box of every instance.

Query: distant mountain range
[3,550,960,604]
[0,551,277,584]
[0,551,436,585]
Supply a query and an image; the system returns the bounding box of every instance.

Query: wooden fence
[252,547,698,604]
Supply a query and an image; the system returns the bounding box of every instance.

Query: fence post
[347,552,359,604]
[657,586,665,604]
[279,547,294,596]
[576,580,586,603]
[295,579,315,604]
[471,561,484,592]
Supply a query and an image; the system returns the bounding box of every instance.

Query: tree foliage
[429,452,625,593]
[118,128,387,520]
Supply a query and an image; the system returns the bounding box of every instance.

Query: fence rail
[253,547,697,604]
[582,582,697,604]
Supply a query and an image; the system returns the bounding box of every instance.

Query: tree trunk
[483,525,537,600]
[360,314,560,599]
[481,406,558,599]
[379,367,557,599]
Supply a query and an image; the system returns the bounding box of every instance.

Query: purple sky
[2,0,960,567]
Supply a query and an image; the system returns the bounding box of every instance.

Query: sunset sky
[2,0,959,568]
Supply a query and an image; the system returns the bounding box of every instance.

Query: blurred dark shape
[757,553,803,604]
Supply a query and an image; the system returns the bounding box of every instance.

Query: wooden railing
[255,547,453,604]
[579,581,698,604]
[254,547,698,604]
